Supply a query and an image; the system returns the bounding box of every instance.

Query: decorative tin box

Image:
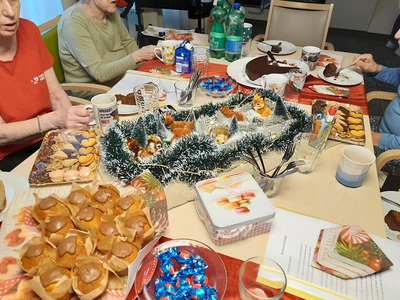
[195,172,275,246]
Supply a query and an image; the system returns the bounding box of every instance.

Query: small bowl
[200,75,237,97]
[135,239,227,299]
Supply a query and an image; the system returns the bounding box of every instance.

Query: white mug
[85,94,119,127]
[261,73,288,96]
[154,40,180,66]
[301,46,321,71]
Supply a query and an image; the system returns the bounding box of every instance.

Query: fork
[271,142,296,178]
[277,161,305,176]
[240,155,271,178]
[334,58,366,78]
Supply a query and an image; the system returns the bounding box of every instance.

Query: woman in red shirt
[0,0,91,171]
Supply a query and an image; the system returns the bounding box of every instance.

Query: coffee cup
[335,145,376,188]
[261,73,288,96]
[84,94,119,127]
[154,40,180,66]
[243,22,253,40]
[301,46,321,71]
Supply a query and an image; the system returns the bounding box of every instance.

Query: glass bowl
[200,75,237,97]
[135,239,227,300]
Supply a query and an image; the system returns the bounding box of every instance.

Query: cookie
[234,207,250,215]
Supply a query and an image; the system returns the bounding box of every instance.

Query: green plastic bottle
[225,3,244,62]
[210,1,227,59]
[222,0,232,16]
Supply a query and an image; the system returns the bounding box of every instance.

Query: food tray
[28,128,102,185]
[312,99,365,145]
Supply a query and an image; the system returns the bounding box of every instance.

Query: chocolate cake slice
[323,63,337,77]
[385,210,400,231]
[245,56,297,81]
[116,92,136,105]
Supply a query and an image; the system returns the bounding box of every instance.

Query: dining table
[8,38,387,300]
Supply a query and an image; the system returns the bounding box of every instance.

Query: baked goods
[56,235,89,269]
[67,188,91,206]
[271,42,282,53]
[97,221,120,241]
[40,266,72,295]
[74,207,103,230]
[385,210,400,231]
[245,55,298,81]
[113,192,143,216]
[44,215,76,242]
[125,215,151,240]
[0,180,5,212]
[32,194,67,223]
[323,63,337,77]
[73,257,108,298]
[20,237,54,274]
[115,92,136,105]
[107,241,139,275]
[92,185,120,212]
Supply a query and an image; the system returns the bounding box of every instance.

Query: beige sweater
[58,5,139,89]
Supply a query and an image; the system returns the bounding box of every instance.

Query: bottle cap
[233,3,240,8]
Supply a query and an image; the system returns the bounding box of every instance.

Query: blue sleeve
[374,66,400,87]
[378,133,400,151]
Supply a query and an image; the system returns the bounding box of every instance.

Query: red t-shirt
[0,19,54,161]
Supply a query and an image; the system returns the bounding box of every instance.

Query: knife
[266,50,279,67]
[381,195,400,209]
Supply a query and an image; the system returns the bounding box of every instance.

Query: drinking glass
[283,70,307,104]
[241,37,252,58]
[239,256,287,300]
[292,132,325,174]
[192,46,210,78]
[174,81,197,108]
[133,84,159,115]
[253,166,285,198]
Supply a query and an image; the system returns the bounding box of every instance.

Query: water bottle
[222,0,232,16]
[210,1,227,59]
[225,3,244,62]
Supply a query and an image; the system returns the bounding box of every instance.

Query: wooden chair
[254,0,334,50]
[366,91,400,172]
[38,16,111,105]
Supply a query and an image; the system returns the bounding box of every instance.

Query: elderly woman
[0,0,90,172]
[58,0,156,95]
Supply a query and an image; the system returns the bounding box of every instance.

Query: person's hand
[371,131,382,147]
[352,54,382,75]
[51,105,91,129]
[131,45,157,64]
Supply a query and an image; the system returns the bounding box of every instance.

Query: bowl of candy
[200,75,237,97]
[134,239,227,300]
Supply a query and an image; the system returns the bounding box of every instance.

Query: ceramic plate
[226,57,260,88]
[111,90,140,115]
[257,40,297,55]
[381,191,400,242]
[318,68,363,86]
[0,172,29,222]
[243,58,310,86]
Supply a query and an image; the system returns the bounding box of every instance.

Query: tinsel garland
[101,89,312,187]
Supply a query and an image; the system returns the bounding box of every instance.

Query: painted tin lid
[195,172,275,231]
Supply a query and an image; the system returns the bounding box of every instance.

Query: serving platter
[381,191,400,242]
[226,57,259,88]
[318,68,363,86]
[257,40,297,55]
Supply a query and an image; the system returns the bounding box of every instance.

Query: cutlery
[381,195,400,209]
[179,70,202,104]
[255,145,266,173]
[271,142,295,178]
[246,148,270,177]
[266,50,279,67]
[275,167,299,178]
[241,155,271,178]
[277,161,305,176]
[334,58,366,77]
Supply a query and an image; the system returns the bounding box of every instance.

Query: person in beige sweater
[58,0,156,95]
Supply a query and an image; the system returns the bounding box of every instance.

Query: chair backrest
[264,0,334,49]
[39,15,64,83]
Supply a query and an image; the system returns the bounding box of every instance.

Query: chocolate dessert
[271,42,282,53]
[245,55,298,81]
[385,210,400,231]
[323,63,337,77]
[116,92,136,105]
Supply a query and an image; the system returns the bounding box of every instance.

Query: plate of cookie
[28,128,102,185]
[312,99,365,145]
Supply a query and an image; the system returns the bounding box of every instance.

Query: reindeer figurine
[164,112,195,143]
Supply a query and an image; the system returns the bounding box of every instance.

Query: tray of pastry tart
[28,127,102,185]
[312,99,365,145]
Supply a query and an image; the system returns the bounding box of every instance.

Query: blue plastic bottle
[224,3,244,62]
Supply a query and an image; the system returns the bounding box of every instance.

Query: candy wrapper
[18,236,56,276]
[27,257,74,300]
[309,85,350,98]
[31,192,70,224]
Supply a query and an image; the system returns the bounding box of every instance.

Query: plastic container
[195,172,275,246]
[224,3,245,62]
[210,0,227,59]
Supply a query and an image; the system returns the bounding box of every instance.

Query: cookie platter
[29,128,102,185]
[312,99,365,145]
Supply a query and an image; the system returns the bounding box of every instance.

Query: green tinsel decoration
[101,90,312,187]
